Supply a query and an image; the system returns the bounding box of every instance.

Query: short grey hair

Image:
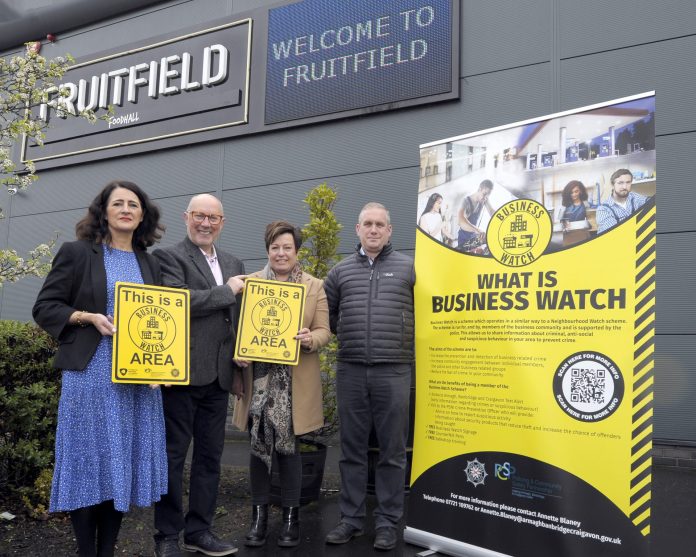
[358,202,391,224]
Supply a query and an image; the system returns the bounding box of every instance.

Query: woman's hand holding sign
[295,327,313,351]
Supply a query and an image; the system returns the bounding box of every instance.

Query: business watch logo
[251,297,293,338]
[553,351,625,422]
[128,306,176,352]
[464,458,488,487]
[487,199,552,267]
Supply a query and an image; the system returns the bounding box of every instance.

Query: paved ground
[4,439,689,556]
[221,438,696,556]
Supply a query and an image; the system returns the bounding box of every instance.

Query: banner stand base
[404,527,514,557]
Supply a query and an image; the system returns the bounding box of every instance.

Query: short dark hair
[264,220,302,251]
[561,180,588,207]
[479,179,494,191]
[610,168,633,185]
[75,180,164,250]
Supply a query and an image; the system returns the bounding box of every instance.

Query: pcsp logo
[494,462,516,480]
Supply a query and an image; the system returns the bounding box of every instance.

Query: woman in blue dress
[33,181,168,557]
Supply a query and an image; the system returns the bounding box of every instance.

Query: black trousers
[336,361,411,530]
[154,381,229,538]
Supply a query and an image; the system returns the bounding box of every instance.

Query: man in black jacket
[324,202,415,551]
[152,194,246,557]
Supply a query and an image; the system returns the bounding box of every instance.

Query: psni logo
[494,462,516,480]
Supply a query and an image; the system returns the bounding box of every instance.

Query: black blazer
[32,240,161,371]
[153,237,245,390]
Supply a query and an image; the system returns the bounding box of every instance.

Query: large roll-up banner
[406,92,655,557]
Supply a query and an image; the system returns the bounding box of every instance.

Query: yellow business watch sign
[112,282,189,384]
[406,92,656,557]
[235,278,306,365]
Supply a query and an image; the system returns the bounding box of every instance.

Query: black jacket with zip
[324,243,415,364]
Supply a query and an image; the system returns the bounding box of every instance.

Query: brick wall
[652,444,696,469]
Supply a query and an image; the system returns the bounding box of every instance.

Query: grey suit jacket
[153,237,245,390]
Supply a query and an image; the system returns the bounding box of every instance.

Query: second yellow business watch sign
[235,278,306,365]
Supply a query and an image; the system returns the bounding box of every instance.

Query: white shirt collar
[200,244,217,263]
[200,245,223,285]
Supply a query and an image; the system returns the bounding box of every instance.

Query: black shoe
[373,527,397,551]
[181,531,238,556]
[325,522,363,544]
[154,537,185,557]
[244,505,268,547]
[277,506,300,547]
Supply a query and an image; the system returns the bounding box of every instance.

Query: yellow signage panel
[406,92,656,557]
[112,282,190,384]
[234,278,306,365]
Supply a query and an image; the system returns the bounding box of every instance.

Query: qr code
[570,367,606,404]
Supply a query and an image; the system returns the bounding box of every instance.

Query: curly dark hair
[75,180,164,249]
[264,220,303,252]
[561,180,588,207]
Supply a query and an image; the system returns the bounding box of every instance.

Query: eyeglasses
[187,211,224,225]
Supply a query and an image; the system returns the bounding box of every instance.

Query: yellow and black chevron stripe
[629,199,656,537]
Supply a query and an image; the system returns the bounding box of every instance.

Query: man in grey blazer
[153,194,246,557]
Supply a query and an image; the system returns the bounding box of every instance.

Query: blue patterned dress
[50,248,168,513]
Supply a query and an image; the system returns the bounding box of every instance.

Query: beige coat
[232,270,331,435]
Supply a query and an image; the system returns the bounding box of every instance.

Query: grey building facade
[1,0,694,457]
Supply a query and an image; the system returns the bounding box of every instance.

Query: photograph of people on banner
[407,92,655,557]
[417,95,655,254]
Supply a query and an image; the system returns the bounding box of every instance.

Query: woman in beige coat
[232,220,330,548]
